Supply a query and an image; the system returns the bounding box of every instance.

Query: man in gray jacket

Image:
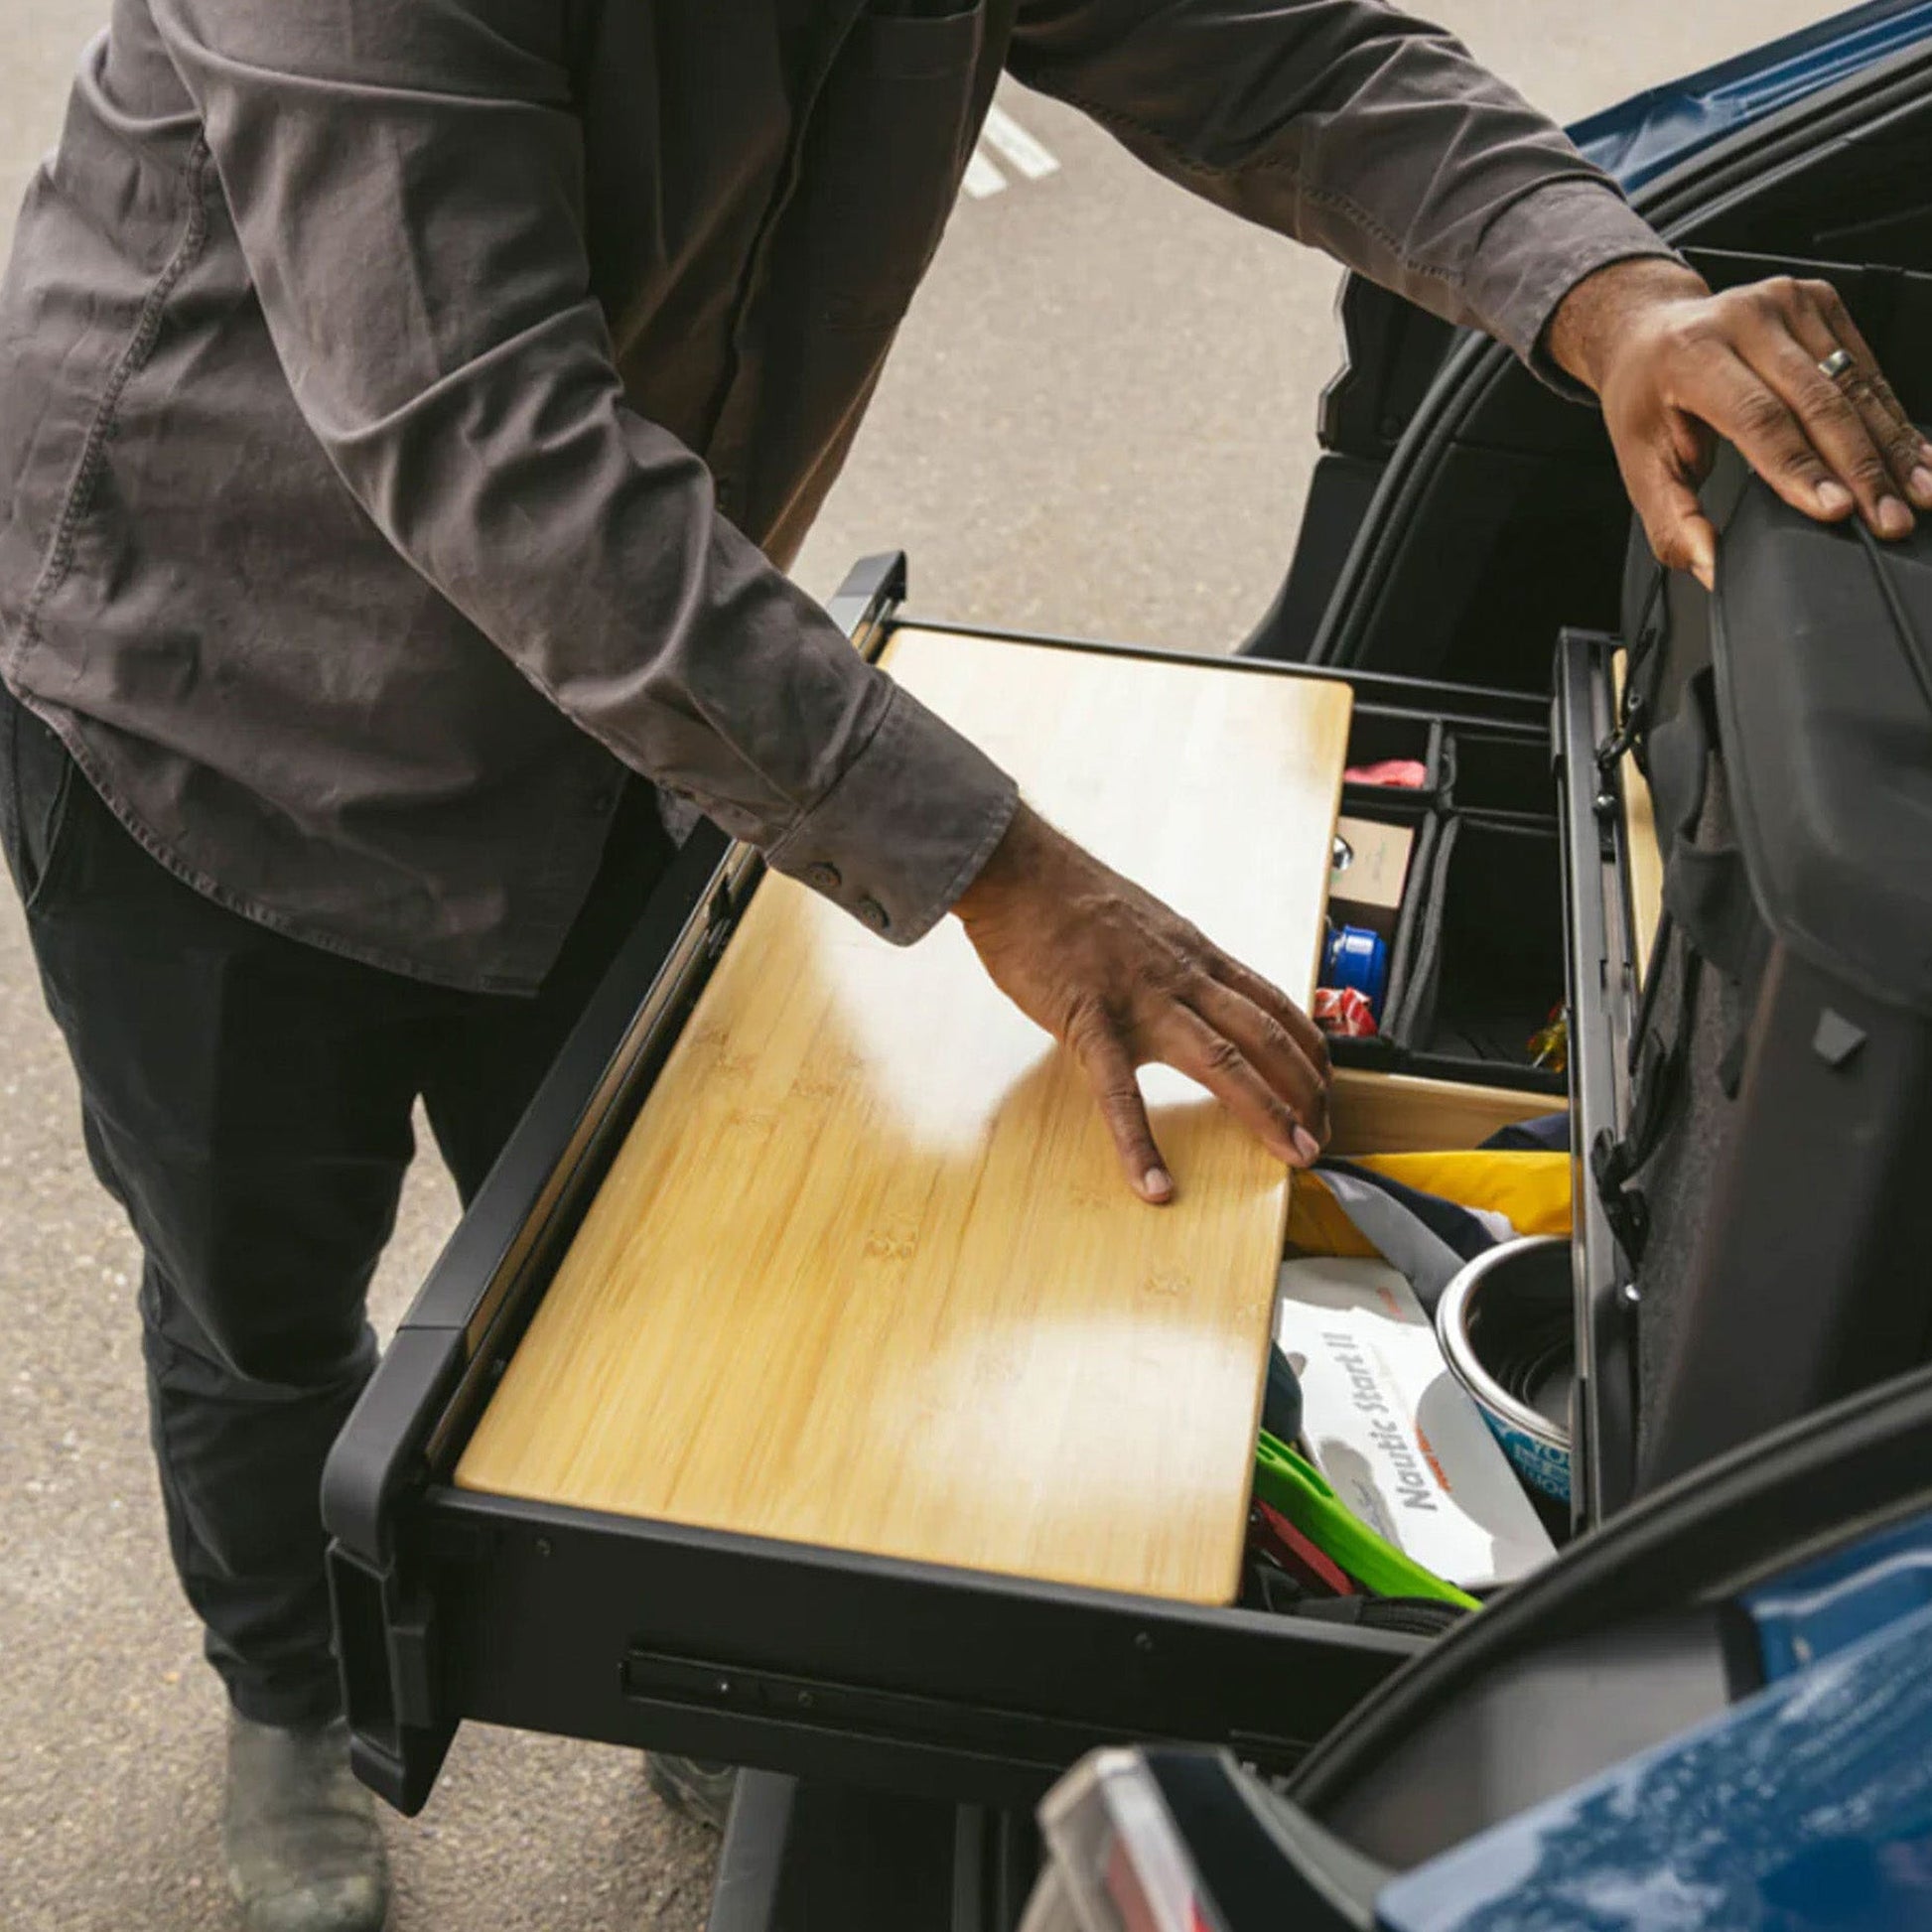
[2,2,1926,1926]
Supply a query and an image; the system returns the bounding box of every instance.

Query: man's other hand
[1549,258,1932,589]
[953,804,1330,1204]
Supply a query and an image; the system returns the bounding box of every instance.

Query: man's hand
[953,804,1330,1204]
[1549,258,1932,588]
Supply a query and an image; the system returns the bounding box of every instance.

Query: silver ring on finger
[1818,345,1857,384]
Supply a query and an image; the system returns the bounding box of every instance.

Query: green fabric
[1255,1431,1482,1610]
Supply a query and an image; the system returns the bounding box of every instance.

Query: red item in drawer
[1343,758,1428,789]
[1313,986,1379,1037]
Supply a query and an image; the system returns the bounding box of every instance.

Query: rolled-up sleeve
[151,0,1016,943]
[1009,0,1679,387]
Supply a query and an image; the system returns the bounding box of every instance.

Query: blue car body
[1570,0,1932,189]
[1376,1516,1932,1932]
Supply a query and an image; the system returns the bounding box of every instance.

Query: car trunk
[321,31,1932,1932]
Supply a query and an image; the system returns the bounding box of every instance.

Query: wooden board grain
[1613,652,1665,982]
[456,631,1352,1605]
[1326,1067,1560,1158]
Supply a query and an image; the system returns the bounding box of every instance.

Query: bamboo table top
[1614,653,1664,982]
[456,629,1352,1605]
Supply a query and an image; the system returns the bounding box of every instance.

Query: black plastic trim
[420,1488,1422,1809]
[1555,630,1641,1527]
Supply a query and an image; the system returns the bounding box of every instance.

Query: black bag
[1597,450,1932,1493]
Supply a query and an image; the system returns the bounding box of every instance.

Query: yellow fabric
[1361,1151,1572,1236]
[1285,1175,1380,1258]
[1287,1150,1572,1259]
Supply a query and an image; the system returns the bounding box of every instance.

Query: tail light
[1020,1750,1224,1932]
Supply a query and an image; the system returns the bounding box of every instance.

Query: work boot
[222,1712,388,1932]
[645,1753,739,1832]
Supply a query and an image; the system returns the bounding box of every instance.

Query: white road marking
[962,149,1009,199]
[980,104,1060,182]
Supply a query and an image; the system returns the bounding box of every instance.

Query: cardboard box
[1329,815,1414,939]
[1277,1254,1556,1590]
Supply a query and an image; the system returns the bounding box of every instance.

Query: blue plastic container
[1323,922,1390,1012]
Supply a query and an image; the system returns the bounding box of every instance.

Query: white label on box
[1276,1255,1555,1590]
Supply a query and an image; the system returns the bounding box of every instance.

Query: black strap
[1641,670,1713,851]
[1593,946,1702,1266]
[1656,676,1766,1099]
[1669,838,1765,1098]
[1853,514,1932,723]
[1593,671,1719,1265]
[1597,852,1750,1264]
[1595,662,1775,1260]
[1665,840,1757,986]
[1598,564,1670,778]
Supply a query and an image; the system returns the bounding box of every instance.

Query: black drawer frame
[1553,629,1647,1527]
[322,554,1572,1816]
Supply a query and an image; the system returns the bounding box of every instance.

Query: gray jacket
[0,0,1670,991]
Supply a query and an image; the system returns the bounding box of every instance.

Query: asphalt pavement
[0,3,1831,1926]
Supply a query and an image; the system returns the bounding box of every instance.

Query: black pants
[0,686,673,1725]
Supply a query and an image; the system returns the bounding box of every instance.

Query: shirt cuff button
[857,897,891,933]
[803,861,842,893]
